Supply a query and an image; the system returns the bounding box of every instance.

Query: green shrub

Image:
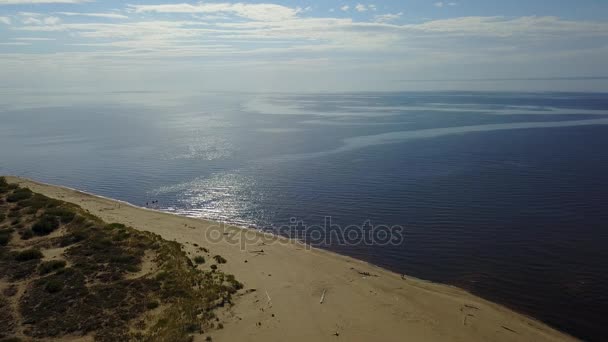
[45,279,63,293]
[39,260,67,275]
[46,207,76,224]
[0,230,11,246]
[0,337,23,342]
[32,215,60,236]
[213,255,226,264]
[18,194,61,211]
[6,188,33,203]
[106,223,127,230]
[0,176,8,194]
[194,256,206,264]
[146,301,160,310]
[20,230,33,240]
[15,249,43,262]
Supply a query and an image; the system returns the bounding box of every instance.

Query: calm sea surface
[1,91,608,340]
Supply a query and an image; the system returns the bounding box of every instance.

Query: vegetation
[194,256,206,264]
[0,230,11,246]
[6,188,32,203]
[38,260,67,275]
[14,248,43,261]
[0,177,242,341]
[213,255,227,264]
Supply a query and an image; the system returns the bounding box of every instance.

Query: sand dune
[6,176,577,342]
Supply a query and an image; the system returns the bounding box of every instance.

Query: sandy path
[6,176,578,342]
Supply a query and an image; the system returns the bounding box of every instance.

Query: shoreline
[5,176,578,342]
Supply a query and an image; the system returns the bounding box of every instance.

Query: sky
[1,0,607,92]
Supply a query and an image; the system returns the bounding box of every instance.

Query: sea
[1,91,607,341]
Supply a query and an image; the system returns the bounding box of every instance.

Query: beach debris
[350,267,378,277]
[333,332,340,337]
[502,326,518,334]
[250,249,265,255]
[265,290,272,304]
[320,289,327,304]
[464,304,480,310]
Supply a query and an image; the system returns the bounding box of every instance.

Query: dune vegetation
[0,177,241,342]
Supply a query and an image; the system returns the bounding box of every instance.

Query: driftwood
[350,267,378,277]
[502,326,518,334]
[320,289,326,304]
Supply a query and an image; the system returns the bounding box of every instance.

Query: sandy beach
[6,176,577,342]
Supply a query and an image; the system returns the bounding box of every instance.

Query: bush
[18,194,61,211]
[15,249,43,262]
[45,207,76,224]
[32,215,60,236]
[6,188,33,203]
[194,256,206,264]
[20,230,33,240]
[213,255,226,264]
[39,260,67,275]
[0,338,23,342]
[0,230,11,246]
[45,279,63,293]
[0,176,8,194]
[146,301,159,310]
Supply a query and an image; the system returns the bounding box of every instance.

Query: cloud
[434,2,457,8]
[0,16,11,25]
[1,0,607,93]
[129,3,299,22]
[374,12,403,23]
[404,16,608,36]
[21,14,61,26]
[0,0,89,4]
[355,4,367,12]
[12,37,56,40]
[56,12,128,19]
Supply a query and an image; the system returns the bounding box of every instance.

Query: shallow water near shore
[2,90,608,340]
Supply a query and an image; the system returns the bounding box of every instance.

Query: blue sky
[1,0,607,92]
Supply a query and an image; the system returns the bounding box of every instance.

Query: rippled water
[1,91,608,340]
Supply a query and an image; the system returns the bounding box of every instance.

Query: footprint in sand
[460,304,480,327]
